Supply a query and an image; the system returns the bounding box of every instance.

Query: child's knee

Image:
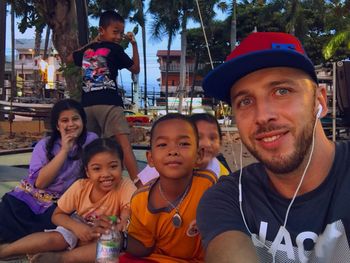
[47,232,69,249]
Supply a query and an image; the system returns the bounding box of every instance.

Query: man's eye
[156,143,166,147]
[275,88,289,96]
[238,98,252,107]
[179,142,190,146]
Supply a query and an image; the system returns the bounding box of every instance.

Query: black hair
[189,113,222,141]
[46,99,87,161]
[82,138,124,178]
[99,10,124,28]
[150,113,199,147]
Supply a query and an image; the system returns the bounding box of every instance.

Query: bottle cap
[109,215,117,223]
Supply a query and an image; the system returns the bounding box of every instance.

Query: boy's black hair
[82,138,124,178]
[46,99,87,161]
[189,113,222,141]
[99,10,124,28]
[150,113,199,147]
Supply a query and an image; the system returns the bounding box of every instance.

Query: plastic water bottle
[96,215,121,263]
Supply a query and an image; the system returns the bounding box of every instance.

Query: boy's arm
[117,205,131,231]
[126,32,140,74]
[125,234,154,257]
[52,207,99,242]
[66,37,99,65]
[205,231,258,263]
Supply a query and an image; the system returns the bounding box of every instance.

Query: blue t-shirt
[197,141,350,262]
[73,41,133,107]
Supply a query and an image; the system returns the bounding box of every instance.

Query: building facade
[156,50,205,95]
[3,39,64,101]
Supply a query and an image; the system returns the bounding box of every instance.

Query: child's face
[99,21,125,43]
[85,151,123,194]
[147,119,199,180]
[56,109,83,139]
[196,121,221,169]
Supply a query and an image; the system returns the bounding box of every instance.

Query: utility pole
[132,73,140,112]
[0,0,6,102]
[11,1,16,99]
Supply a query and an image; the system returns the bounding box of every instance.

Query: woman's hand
[60,127,76,153]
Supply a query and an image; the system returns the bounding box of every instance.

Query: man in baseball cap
[197,32,350,262]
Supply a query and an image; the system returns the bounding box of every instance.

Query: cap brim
[203,49,317,104]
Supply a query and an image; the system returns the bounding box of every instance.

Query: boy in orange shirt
[120,113,217,263]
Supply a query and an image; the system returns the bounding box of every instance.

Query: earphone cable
[282,113,318,227]
[238,110,319,261]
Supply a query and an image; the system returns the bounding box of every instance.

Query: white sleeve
[137,165,159,184]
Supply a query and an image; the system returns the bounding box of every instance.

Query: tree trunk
[189,52,199,114]
[165,36,172,114]
[141,22,147,114]
[178,14,187,113]
[37,0,80,98]
[0,0,6,104]
[34,26,44,58]
[230,0,237,51]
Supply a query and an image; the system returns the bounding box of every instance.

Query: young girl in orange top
[0,138,136,262]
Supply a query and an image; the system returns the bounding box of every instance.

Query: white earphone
[317,105,323,118]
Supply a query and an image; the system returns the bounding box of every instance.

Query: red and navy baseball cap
[203,32,318,103]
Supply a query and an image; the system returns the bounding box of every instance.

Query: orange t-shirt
[128,170,217,262]
[58,177,136,223]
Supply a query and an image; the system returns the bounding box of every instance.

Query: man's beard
[243,116,315,174]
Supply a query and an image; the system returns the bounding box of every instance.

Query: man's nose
[255,102,277,125]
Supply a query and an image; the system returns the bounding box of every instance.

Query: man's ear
[85,167,89,178]
[146,150,155,168]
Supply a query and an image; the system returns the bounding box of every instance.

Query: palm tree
[323,28,350,60]
[149,0,180,113]
[130,0,148,114]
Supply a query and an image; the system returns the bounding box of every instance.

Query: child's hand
[92,215,113,235]
[125,32,136,44]
[116,217,129,232]
[73,223,97,242]
[60,128,76,153]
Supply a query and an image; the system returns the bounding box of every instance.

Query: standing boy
[69,10,140,182]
